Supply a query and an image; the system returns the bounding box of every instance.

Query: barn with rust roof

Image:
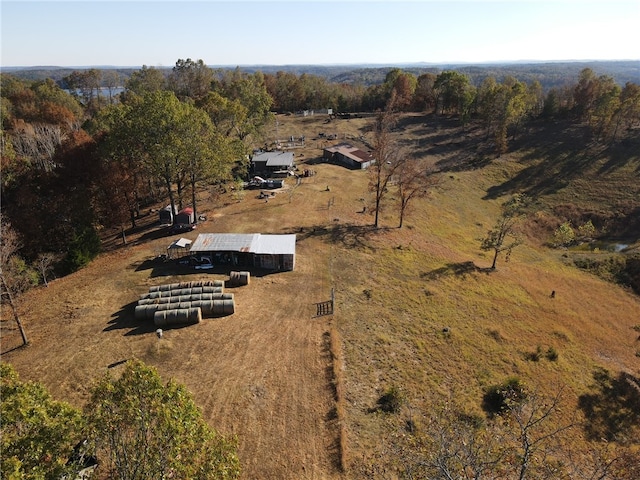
[323,142,375,169]
[189,233,296,271]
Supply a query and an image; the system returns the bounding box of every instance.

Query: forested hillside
[4,60,639,90]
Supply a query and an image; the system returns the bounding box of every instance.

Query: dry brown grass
[328,323,348,472]
[2,112,639,479]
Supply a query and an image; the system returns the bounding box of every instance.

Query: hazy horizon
[2,1,639,68]
[3,59,638,71]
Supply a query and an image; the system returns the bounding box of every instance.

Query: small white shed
[167,237,192,259]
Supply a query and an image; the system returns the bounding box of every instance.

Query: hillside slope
[2,112,639,478]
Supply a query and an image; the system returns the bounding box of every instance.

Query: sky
[1,0,639,68]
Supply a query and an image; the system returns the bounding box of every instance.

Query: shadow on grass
[104,301,200,336]
[131,256,284,282]
[578,367,640,443]
[104,301,157,336]
[421,261,492,280]
[484,120,640,202]
[292,222,381,250]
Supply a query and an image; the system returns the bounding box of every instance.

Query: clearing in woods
[3,112,640,478]
[1,113,373,480]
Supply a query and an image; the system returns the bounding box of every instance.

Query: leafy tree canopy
[0,363,85,480]
[86,359,241,480]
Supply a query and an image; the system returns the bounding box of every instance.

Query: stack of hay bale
[135,280,235,327]
[228,271,251,287]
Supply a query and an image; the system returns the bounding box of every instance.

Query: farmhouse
[189,233,296,271]
[323,142,375,169]
[250,150,295,178]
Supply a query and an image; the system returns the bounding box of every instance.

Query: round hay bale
[137,298,160,306]
[222,299,235,314]
[135,304,160,320]
[191,300,210,315]
[238,271,250,285]
[149,283,179,293]
[170,294,192,303]
[155,297,174,304]
[202,292,233,300]
[156,302,191,312]
[229,271,250,287]
[144,291,174,300]
[201,286,224,294]
[212,300,226,315]
[168,288,190,296]
[153,307,202,327]
[189,293,230,302]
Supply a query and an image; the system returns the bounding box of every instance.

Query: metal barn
[323,142,375,169]
[189,233,296,271]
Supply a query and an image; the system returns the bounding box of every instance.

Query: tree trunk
[491,249,499,269]
[176,181,184,211]
[373,175,382,229]
[0,273,29,346]
[190,178,198,223]
[164,177,177,225]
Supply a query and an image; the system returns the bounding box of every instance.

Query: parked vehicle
[193,257,213,270]
[170,223,196,234]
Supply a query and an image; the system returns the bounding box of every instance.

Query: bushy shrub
[482,377,528,416]
[553,221,575,247]
[377,385,405,413]
[62,224,101,274]
[546,346,559,361]
[525,345,543,362]
[577,220,596,240]
[573,254,640,295]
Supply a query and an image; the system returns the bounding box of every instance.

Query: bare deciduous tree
[370,94,404,229]
[10,123,64,171]
[35,252,56,287]
[503,387,575,480]
[396,158,441,229]
[0,215,29,346]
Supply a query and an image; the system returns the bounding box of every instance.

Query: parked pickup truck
[193,257,213,270]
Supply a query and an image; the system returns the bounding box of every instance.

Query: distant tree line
[6,60,640,90]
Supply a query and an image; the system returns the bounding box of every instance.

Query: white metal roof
[255,234,297,255]
[168,237,192,249]
[190,233,296,255]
